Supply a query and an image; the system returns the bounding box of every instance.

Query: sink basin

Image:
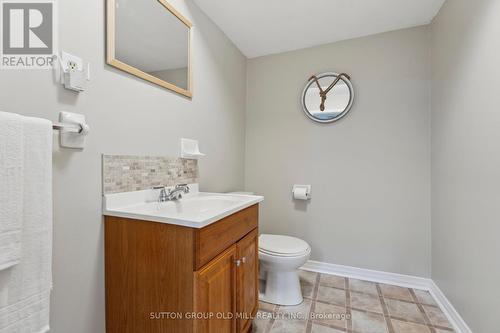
[103,184,264,228]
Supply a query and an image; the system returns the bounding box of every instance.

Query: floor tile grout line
[316,281,440,308]
[261,302,277,333]
[264,303,276,333]
[312,273,349,332]
[261,304,453,333]
[311,320,349,332]
[345,277,353,333]
[389,314,455,331]
[432,325,454,331]
[264,316,274,333]
[347,303,450,330]
[261,298,452,331]
[305,273,321,333]
[315,298,385,317]
[258,270,453,333]
[312,273,321,299]
[409,288,437,333]
[376,283,396,333]
[314,295,446,328]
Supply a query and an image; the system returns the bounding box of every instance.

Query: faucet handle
[153,186,169,202]
[176,184,190,193]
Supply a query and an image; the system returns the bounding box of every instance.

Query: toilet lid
[259,234,310,256]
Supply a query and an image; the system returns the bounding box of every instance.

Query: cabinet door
[194,245,237,333]
[236,229,259,333]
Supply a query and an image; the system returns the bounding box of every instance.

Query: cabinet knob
[241,257,246,264]
[235,259,241,267]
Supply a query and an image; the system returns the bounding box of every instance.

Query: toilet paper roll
[293,187,309,200]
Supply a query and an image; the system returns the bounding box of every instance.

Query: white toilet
[258,234,311,306]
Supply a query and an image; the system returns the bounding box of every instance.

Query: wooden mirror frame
[106,0,193,98]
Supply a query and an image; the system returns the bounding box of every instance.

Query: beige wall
[245,27,432,277]
[431,0,500,331]
[0,0,247,332]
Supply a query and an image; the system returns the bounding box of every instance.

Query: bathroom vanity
[103,187,263,333]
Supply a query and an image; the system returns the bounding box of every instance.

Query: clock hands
[309,73,350,111]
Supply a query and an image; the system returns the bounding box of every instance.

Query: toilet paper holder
[292,185,311,200]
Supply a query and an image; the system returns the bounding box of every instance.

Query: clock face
[302,72,354,123]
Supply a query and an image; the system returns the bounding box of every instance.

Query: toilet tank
[229,191,254,195]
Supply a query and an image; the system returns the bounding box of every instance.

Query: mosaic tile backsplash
[102,155,199,194]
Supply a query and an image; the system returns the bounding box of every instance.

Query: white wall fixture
[57,111,90,149]
[57,51,90,92]
[292,185,311,200]
[180,138,205,159]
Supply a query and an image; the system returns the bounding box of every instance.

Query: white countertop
[103,184,264,228]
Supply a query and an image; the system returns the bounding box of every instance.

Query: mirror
[301,72,354,123]
[107,0,192,97]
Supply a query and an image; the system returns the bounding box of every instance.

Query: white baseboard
[428,280,473,333]
[301,260,431,290]
[301,260,473,333]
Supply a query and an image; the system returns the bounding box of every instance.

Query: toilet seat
[259,234,310,257]
[259,247,310,257]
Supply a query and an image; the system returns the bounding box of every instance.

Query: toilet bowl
[258,234,311,306]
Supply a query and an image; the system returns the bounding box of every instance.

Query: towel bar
[52,112,90,149]
[52,122,83,133]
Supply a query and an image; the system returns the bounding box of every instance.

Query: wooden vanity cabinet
[235,229,259,332]
[105,204,259,333]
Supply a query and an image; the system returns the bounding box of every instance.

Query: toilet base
[259,269,303,306]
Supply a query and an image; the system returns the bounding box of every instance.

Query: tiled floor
[254,270,454,333]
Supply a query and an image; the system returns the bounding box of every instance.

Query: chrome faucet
[167,184,190,201]
[153,184,190,202]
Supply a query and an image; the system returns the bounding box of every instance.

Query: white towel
[0,112,24,270]
[0,113,52,333]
